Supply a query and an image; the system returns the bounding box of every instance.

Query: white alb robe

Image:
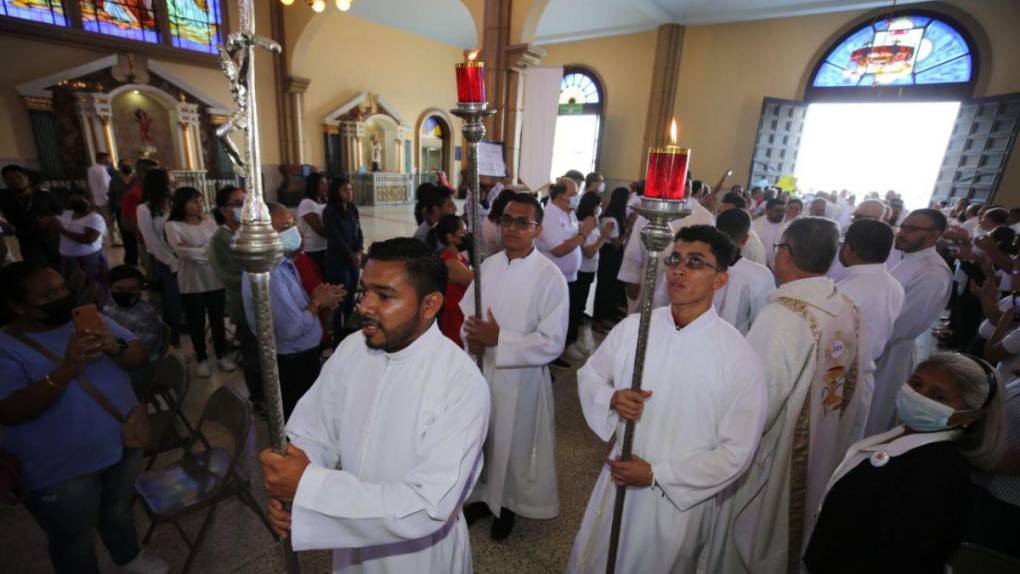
[741,230,767,266]
[750,217,786,268]
[460,247,568,518]
[837,263,905,368]
[713,256,776,335]
[568,307,766,573]
[618,201,715,311]
[867,246,952,435]
[712,277,869,574]
[287,324,490,574]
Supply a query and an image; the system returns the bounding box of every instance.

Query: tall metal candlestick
[451,101,496,369]
[216,1,300,572]
[605,197,689,574]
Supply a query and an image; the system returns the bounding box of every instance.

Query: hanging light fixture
[336,0,352,11]
[309,0,326,12]
[280,0,294,5]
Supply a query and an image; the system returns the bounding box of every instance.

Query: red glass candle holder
[456,61,486,104]
[644,146,690,201]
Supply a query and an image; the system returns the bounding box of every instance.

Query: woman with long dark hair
[592,186,629,333]
[297,172,329,272]
[427,214,473,344]
[165,187,233,378]
[574,191,613,344]
[135,169,182,346]
[322,177,364,340]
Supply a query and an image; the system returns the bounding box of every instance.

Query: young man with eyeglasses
[869,208,952,435]
[713,216,870,574]
[460,193,569,541]
[568,225,766,573]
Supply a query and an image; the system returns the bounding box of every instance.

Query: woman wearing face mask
[165,187,234,378]
[136,169,182,347]
[0,262,165,574]
[573,191,613,351]
[296,172,329,272]
[804,352,1005,573]
[57,187,109,306]
[427,214,473,344]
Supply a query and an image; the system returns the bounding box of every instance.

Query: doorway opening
[794,101,960,210]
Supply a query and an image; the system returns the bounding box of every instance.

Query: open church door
[932,93,1020,205]
[748,98,809,188]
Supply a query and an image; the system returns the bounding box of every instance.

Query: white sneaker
[196,360,212,378]
[119,550,169,574]
[217,357,237,372]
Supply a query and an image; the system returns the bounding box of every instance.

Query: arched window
[551,67,604,180]
[808,12,976,100]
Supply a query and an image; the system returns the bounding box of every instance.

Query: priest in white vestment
[259,238,490,574]
[750,199,788,268]
[618,196,715,311]
[714,208,776,334]
[868,209,952,435]
[836,220,905,409]
[711,217,869,574]
[568,225,766,573]
[460,193,569,540]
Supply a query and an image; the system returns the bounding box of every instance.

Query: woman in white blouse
[136,168,182,347]
[165,187,235,378]
[297,172,328,271]
[57,187,109,305]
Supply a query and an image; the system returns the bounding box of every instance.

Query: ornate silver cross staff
[216,2,299,572]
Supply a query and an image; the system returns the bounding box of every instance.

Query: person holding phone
[0,262,165,574]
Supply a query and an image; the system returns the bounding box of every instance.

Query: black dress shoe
[463,502,491,527]
[490,508,516,541]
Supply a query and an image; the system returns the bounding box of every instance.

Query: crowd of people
[0,153,1017,574]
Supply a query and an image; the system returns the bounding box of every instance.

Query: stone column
[482,0,511,140]
[338,120,365,175]
[176,101,202,171]
[23,96,65,179]
[75,93,114,167]
[640,24,686,172]
[285,76,310,165]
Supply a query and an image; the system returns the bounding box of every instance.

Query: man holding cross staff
[567,225,766,573]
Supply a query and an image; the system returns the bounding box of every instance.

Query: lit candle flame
[467,50,479,62]
[670,118,678,145]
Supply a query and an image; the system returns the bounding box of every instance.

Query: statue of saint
[370,135,383,172]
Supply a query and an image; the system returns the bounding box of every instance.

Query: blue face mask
[895,383,961,432]
[568,193,580,210]
[233,207,243,223]
[279,226,302,253]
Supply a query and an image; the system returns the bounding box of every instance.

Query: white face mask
[895,383,969,432]
[279,226,302,253]
[598,182,606,193]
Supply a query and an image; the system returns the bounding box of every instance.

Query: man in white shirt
[259,237,491,573]
[714,208,775,334]
[751,198,787,268]
[828,199,890,282]
[808,197,828,217]
[868,209,953,434]
[712,217,869,573]
[536,179,595,363]
[837,220,905,422]
[720,192,766,266]
[784,198,803,224]
[461,193,569,540]
[86,152,112,239]
[568,225,766,573]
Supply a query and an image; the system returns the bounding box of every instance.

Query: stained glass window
[560,73,600,106]
[81,0,159,44]
[0,0,68,26]
[169,0,222,54]
[812,14,973,88]
[421,116,444,138]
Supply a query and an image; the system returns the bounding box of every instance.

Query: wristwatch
[107,337,128,357]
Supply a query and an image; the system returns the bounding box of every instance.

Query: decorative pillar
[176,101,203,171]
[324,124,342,177]
[338,120,365,175]
[640,24,686,173]
[285,76,310,165]
[23,96,65,179]
[76,93,114,167]
[503,44,545,182]
[481,0,511,140]
[396,124,412,173]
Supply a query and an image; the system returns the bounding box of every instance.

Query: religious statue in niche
[370,135,382,172]
[134,108,158,159]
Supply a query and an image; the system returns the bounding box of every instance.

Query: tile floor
[0,203,607,573]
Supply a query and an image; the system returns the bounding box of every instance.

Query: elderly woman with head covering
[804,352,1005,573]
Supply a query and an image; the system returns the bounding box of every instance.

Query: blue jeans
[24,449,143,574]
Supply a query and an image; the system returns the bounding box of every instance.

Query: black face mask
[460,233,475,255]
[37,295,74,326]
[68,198,89,213]
[111,292,140,308]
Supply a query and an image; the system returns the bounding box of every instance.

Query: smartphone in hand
[72,304,105,333]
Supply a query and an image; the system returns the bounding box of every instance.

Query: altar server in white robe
[719,192,767,266]
[460,193,568,540]
[751,198,788,269]
[619,189,715,311]
[568,225,766,573]
[836,220,905,400]
[712,217,869,574]
[713,208,776,334]
[867,209,952,435]
[259,238,490,574]
[828,199,888,282]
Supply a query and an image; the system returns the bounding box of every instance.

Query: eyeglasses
[498,215,539,230]
[899,224,937,233]
[663,252,723,272]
